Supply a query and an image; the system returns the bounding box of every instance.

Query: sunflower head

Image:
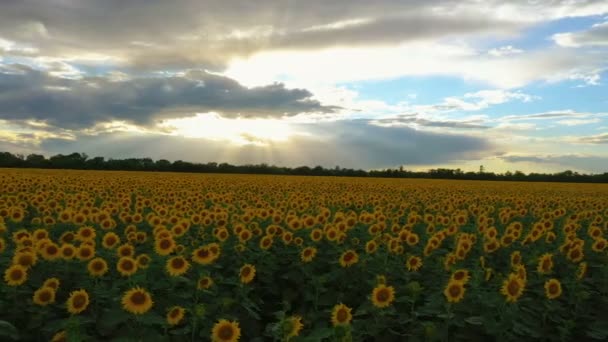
[117,256,138,277]
[66,289,90,314]
[239,264,256,284]
[500,273,525,303]
[443,280,465,303]
[166,306,186,326]
[544,278,562,299]
[166,256,191,276]
[87,257,109,277]
[450,269,470,284]
[33,286,56,306]
[4,264,28,286]
[211,319,241,342]
[121,286,153,315]
[283,315,304,339]
[339,249,359,268]
[198,276,214,290]
[371,284,396,308]
[331,303,352,327]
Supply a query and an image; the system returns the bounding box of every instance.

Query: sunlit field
[1,169,608,341]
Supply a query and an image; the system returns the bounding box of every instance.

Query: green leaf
[0,321,19,340]
[96,308,131,336]
[465,316,484,325]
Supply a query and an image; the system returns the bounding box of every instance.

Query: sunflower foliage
[0,169,607,341]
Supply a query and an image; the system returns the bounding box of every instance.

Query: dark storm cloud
[0,65,337,129]
[40,119,492,169]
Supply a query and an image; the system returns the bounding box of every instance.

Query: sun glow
[161,113,294,146]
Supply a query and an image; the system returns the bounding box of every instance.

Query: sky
[0,0,607,173]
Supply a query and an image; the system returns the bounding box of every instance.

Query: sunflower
[0,237,6,254]
[284,315,304,339]
[365,240,378,254]
[154,237,176,256]
[116,257,138,277]
[60,244,77,260]
[536,253,553,274]
[50,331,67,342]
[259,235,273,250]
[192,247,215,265]
[76,245,95,261]
[510,251,522,267]
[4,264,27,286]
[33,286,56,306]
[102,232,120,249]
[443,280,465,303]
[121,287,153,314]
[484,268,493,281]
[514,264,527,282]
[166,256,190,277]
[66,289,90,314]
[87,257,108,277]
[544,278,562,299]
[166,306,186,326]
[310,229,323,242]
[300,247,317,263]
[136,254,151,269]
[483,239,500,253]
[239,264,256,284]
[371,284,395,308]
[117,244,135,258]
[12,251,37,268]
[43,277,61,290]
[592,238,607,252]
[566,246,584,263]
[41,243,61,261]
[331,303,353,327]
[500,273,525,303]
[76,226,96,241]
[198,276,214,290]
[450,269,470,284]
[406,256,422,272]
[339,249,359,268]
[577,262,588,280]
[211,319,241,342]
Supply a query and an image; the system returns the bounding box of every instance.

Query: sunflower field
[1,169,608,341]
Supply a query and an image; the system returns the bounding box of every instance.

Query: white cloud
[553,21,608,47]
[488,45,523,57]
[556,118,601,126]
[225,42,606,89]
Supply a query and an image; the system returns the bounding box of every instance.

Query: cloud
[415,89,536,113]
[0,64,337,129]
[1,0,607,72]
[573,133,608,144]
[498,153,608,173]
[556,118,602,126]
[488,45,523,57]
[500,110,607,121]
[553,21,608,47]
[371,115,489,129]
[226,42,607,89]
[33,119,492,169]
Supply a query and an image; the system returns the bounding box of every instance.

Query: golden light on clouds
[160,113,295,146]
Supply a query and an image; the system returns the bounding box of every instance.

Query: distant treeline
[1,151,607,183]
